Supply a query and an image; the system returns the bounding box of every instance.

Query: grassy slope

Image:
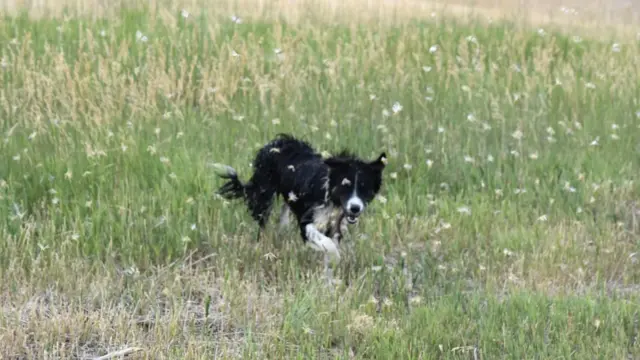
[1,4,640,359]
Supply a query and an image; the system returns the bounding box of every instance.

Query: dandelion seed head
[612,43,621,52]
[392,102,403,114]
[426,159,433,168]
[135,30,148,42]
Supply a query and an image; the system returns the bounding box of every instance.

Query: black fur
[216,133,387,252]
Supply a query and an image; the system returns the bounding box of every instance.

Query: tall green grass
[1,5,639,358]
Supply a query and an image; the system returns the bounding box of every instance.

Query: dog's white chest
[313,205,343,233]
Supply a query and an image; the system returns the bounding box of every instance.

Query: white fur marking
[312,204,341,233]
[341,178,351,186]
[305,224,340,260]
[322,175,330,203]
[346,173,364,213]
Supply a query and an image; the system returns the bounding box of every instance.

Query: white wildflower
[511,129,523,140]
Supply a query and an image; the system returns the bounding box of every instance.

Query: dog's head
[324,151,387,224]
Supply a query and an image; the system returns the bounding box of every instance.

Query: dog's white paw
[305,224,341,261]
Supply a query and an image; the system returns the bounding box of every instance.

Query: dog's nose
[349,204,361,214]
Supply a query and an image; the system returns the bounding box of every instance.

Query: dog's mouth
[346,214,359,224]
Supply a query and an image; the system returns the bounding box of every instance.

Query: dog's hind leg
[278,203,291,231]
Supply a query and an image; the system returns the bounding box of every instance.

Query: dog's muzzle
[346,214,359,224]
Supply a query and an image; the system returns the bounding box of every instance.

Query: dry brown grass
[3,0,640,31]
[2,0,640,358]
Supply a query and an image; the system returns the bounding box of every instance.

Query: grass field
[1,0,640,358]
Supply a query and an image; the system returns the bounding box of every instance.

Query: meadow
[1,0,640,358]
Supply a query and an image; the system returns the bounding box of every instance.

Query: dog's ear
[369,152,387,171]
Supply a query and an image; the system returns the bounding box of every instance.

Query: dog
[214,133,386,260]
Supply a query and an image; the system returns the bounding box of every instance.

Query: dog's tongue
[346,215,358,224]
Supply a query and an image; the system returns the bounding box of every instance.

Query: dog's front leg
[303,224,340,260]
[302,223,340,287]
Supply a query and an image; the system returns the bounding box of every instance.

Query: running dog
[214,133,386,260]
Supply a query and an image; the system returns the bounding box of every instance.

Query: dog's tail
[211,163,245,200]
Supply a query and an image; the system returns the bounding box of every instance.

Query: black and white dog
[214,133,386,260]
